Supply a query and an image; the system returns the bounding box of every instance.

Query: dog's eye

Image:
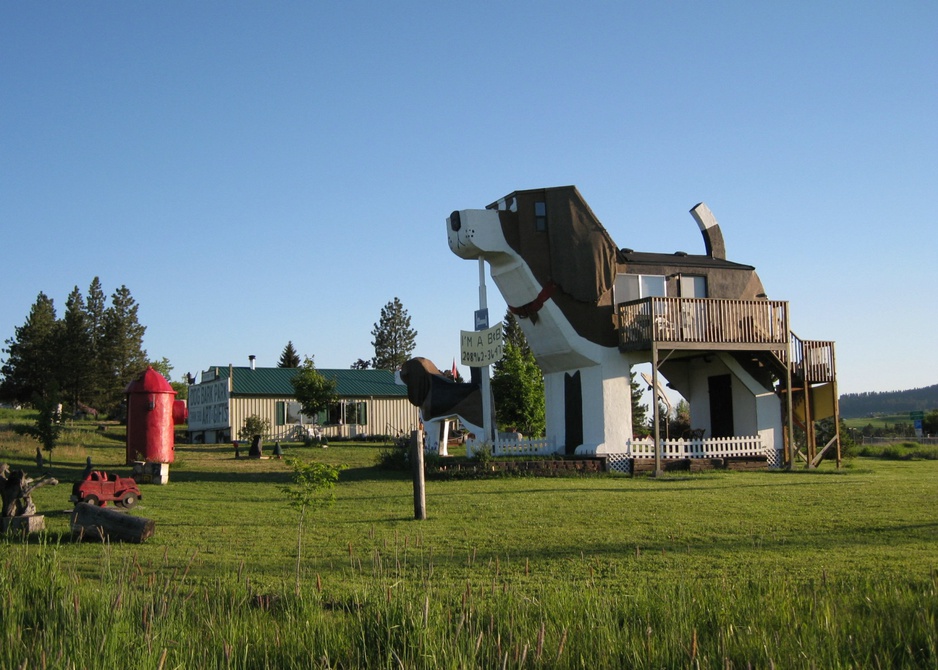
[449,211,461,232]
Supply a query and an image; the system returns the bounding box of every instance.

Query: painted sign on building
[187,378,230,430]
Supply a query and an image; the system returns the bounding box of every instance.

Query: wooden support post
[652,344,663,477]
[831,343,842,468]
[411,429,426,520]
[804,379,815,468]
[70,503,155,543]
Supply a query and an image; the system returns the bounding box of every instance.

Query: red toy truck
[71,471,142,509]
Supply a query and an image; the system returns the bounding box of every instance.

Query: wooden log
[70,502,155,543]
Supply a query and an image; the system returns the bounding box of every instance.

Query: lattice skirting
[605,454,633,474]
[605,449,781,474]
[766,448,782,469]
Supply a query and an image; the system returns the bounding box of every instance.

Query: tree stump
[1,466,58,518]
[70,502,155,543]
[1,515,45,534]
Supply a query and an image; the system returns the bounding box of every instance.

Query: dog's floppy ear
[400,358,436,407]
[547,188,617,303]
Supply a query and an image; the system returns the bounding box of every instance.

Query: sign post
[458,259,504,446]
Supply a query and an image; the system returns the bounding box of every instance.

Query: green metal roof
[206,367,407,398]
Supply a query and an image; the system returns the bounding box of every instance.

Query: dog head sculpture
[448,186,621,348]
[398,357,483,429]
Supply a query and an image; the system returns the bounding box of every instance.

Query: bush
[238,415,270,441]
[375,433,411,470]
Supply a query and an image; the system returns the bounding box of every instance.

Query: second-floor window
[615,274,666,303]
[679,275,708,298]
[534,201,547,231]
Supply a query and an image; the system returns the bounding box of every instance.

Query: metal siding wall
[230,396,419,439]
[365,398,421,436]
[230,397,292,439]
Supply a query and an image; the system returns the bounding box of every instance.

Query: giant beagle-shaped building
[447,186,799,460]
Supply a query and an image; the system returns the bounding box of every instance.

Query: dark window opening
[534,201,547,231]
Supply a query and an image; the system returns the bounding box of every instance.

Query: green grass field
[2,412,936,668]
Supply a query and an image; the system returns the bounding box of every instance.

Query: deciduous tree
[290,357,337,422]
[14,386,64,465]
[281,457,344,594]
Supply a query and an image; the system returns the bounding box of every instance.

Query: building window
[614,274,666,303]
[275,401,286,426]
[680,275,707,298]
[534,201,547,231]
[325,401,368,426]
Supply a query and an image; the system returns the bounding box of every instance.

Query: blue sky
[2,2,935,396]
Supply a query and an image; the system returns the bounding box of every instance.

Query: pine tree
[491,310,545,436]
[0,292,60,404]
[84,277,108,409]
[278,341,301,368]
[370,297,417,371]
[59,287,94,412]
[98,285,148,412]
[502,311,530,356]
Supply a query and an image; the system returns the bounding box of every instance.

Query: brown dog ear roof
[546,187,617,303]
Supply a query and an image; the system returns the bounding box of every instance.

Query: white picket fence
[491,437,553,457]
[628,435,766,459]
[464,433,776,472]
[605,435,774,473]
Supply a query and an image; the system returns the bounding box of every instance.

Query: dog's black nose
[449,211,461,231]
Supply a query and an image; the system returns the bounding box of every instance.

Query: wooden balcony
[791,333,836,384]
[617,297,790,361]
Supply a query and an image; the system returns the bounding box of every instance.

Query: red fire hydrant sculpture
[125,366,183,465]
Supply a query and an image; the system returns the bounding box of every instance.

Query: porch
[617,296,790,354]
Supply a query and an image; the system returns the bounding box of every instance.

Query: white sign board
[186,378,230,430]
[460,325,504,367]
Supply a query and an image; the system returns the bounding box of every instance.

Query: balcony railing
[617,297,789,358]
[791,333,836,383]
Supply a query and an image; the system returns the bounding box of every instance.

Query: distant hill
[840,384,938,418]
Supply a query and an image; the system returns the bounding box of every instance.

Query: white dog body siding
[447,205,635,456]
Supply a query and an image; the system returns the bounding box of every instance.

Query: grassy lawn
[2,412,936,668]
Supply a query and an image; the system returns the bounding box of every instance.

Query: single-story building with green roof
[186,365,419,444]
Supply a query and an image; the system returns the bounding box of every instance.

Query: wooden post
[784,328,794,470]
[71,502,155,543]
[411,429,426,520]
[652,343,663,477]
[804,378,815,468]
[831,343,842,469]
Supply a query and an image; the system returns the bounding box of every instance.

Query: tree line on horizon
[1,278,148,417]
[839,384,938,418]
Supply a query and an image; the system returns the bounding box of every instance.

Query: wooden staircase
[736,333,840,468]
